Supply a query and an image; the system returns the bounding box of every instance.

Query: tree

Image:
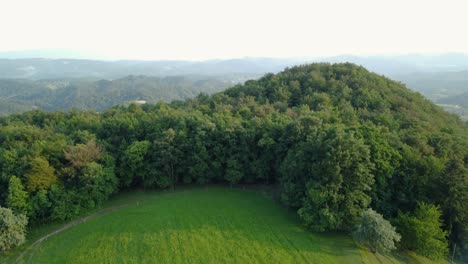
[0,207,28,252]
[284,126,374,231]
[121,140,151,187]
[353,208,401,254]
[26,157,57,192]
[147,129,182,189]
[29,190,52,224]
[395,202,449,260]
[225,159,243,186]
[80,160,118,207]
[64,140,103,169]
[359,125,401,216]
[438,157,468,261]
[6,176,29,214]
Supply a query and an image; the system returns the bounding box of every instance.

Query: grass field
[3,187,445,263]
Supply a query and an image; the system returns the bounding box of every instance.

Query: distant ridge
[1,53,468,80]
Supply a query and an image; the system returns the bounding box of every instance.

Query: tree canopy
[395,202,449,260]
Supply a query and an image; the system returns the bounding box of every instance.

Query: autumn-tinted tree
[64,140,103,169]
[26,157,57,192]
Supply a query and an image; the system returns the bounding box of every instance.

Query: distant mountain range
[0,57,300,79]
[1,52,468,79]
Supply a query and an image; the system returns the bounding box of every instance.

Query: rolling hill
[0,76,234,115]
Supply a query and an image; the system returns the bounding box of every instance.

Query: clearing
[4,187,443,263]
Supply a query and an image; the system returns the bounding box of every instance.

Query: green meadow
[5,188,443,263]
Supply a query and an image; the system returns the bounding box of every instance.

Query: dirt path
[15,204,131,263]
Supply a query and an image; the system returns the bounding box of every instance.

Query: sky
[0,0,467,60]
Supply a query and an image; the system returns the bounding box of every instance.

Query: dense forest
[0,76,236,115]
[0,63,466,261]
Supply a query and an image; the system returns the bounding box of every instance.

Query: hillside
[0,63,466,262]
[0,76,233,115]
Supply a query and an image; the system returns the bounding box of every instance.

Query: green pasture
[4,187,444,263]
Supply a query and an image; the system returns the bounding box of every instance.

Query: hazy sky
[1,0,467,60]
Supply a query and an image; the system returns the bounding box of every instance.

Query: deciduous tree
[6,176,29,214]
[0,207,28,252]
[26,157,57,192]
[395,202,449,260]
[353,208,400,253]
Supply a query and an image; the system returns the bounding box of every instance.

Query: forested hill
[0,75,233,114]
[223,63,465,132]
[0,63,466,261]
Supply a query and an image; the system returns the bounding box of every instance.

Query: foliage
[6,176,29,215]
[284,126,374,231]
[0,75,233,115]
[353,208,401,253]
[121,140,151,187]
[0,207,28,252]
[80,160,118,206]
[26,157,57,192]
[395,202,449,260]
[64,140,103,169]
[29,190,51,224]
[225,159,244,185]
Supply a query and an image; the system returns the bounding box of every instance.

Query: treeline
[0,63,466,260]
